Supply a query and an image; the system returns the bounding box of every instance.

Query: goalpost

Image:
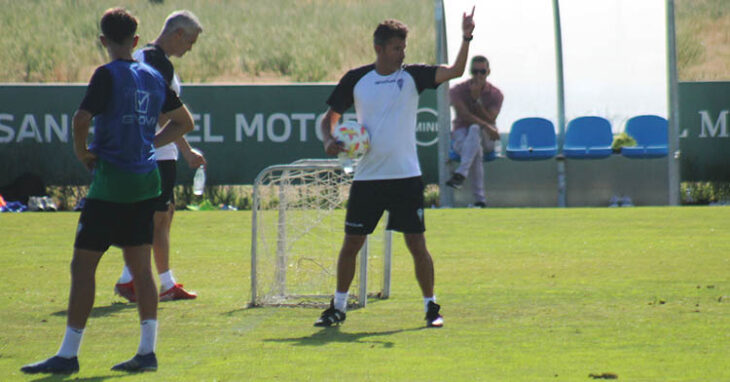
[250,159,392,308]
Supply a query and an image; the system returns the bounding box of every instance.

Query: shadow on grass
[30,374,126,382]
[51,302,141,318]
[264,325,426,348]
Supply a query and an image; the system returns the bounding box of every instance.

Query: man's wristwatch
[463,35,473,42]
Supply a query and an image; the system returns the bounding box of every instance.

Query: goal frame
[250,159,392,308]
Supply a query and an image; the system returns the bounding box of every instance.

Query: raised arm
[435,6,476,85]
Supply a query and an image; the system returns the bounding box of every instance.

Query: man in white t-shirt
[315,7,476,328]
[114,11,205,302]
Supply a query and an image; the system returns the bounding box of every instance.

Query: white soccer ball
[333,120,370,158]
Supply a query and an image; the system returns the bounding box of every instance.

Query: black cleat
[21,356,79,375]
[446,173,465,190]
[314,300,346,327]
[111,352,157,372]
[425,301,444,328]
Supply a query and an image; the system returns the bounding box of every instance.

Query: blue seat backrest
[565,116,612,147]
[624,115,667,145]
[508,118,556,148]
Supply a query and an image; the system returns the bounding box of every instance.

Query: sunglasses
[471,69,487,75]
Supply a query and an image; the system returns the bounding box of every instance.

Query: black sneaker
[474,201,486,208]
[111,352,157,372]
[425,301,444,328]
[21,355,79,375]
[446,173,465,190]
[314,299,346,327]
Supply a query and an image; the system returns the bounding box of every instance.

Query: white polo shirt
[327,64,439,181]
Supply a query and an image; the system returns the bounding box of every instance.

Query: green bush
[681,182,730,205]
[612,132,637,153]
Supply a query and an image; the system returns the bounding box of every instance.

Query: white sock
[137,319,158,355]
[159,270,176,291]
[118,266,133,284]
[56,326,84,358]
[333,291,349,312]
[424,296,436,312]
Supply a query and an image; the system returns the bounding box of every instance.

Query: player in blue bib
[21,8,194,375]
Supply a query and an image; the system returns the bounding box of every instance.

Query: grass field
[1,207,729,381]
[0,0,728,83]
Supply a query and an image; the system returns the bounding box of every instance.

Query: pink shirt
[450,79,503,130]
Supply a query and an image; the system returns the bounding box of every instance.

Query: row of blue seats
[450,115,669,162]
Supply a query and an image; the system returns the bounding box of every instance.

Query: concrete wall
[449,155,669,207]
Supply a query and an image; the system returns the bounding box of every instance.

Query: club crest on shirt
[397,78,403,90]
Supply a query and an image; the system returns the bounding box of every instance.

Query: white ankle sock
[118,266,133,284]
[334,291,349,312]
[159,270,176,291]
[423,296,436,312]
[137,319,158,355]
[57,326,84,358]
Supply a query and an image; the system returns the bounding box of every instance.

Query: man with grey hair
[114,10,205,303]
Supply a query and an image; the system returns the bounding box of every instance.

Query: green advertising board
[3,82,728,187]
[0,85,439,186]
[678,82,730,182]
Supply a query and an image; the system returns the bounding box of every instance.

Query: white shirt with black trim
[327,64,439,181]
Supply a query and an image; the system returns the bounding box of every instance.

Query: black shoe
[474,201,486,208]
[111,352,157,372]
[446,173,465,190]
[314,299,346,327]
[425,301,444,328]
[21,355,79,374]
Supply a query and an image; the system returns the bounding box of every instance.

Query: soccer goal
[250,159,392,308]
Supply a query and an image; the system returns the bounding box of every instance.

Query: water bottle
[193,166,205,196]
[520,133,528,149]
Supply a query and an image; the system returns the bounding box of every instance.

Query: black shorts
[74,198,156,252]
[345,176,425,235]
[154,160,176,211]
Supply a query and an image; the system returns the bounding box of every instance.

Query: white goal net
[250,159,392,308]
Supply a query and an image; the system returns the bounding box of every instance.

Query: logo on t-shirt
[397,78,404,90]
[135,90,150,114]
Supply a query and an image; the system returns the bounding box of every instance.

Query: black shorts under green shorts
[154,160,176,212]
[344,176,425,235]
[74,198,156,252]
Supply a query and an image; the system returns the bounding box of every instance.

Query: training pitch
[1,207,729,380]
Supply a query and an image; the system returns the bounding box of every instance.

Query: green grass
[2,0,729,83]
[0,0,434,83]
[1,207,730,380]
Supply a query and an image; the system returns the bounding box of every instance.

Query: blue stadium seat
[505,118,557,161]
[620,115,668,159]
[564,116,613,159]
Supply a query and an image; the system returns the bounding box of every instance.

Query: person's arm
[72,110,97,171]
[453,96,491,128]
[155,105,194,148]
[320,108,346,156]
[435,6,476,84]
[175,136,207,169]
[472,93,502,124]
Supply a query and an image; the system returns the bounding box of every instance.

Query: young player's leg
[112,198,159,372]
[21,199,113,374]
